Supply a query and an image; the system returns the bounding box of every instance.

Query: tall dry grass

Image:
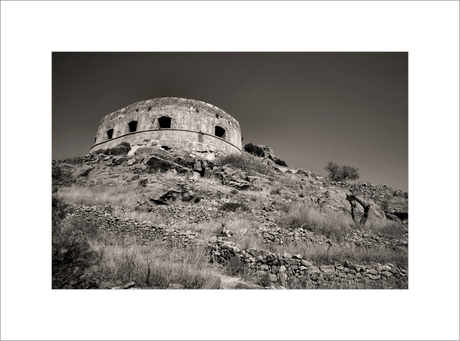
[56,184,142,207]
[277,202,353,242]
[90,235,219,288]
[215,152,275,176]
[365,216,408,238]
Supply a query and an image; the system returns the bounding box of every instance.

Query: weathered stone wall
[90,97,242,154]
[210,242,408,288]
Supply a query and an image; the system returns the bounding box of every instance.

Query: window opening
[107,129,114,139]
[158,116,171,128]
[215,126,226,138]
[128,121,138,132]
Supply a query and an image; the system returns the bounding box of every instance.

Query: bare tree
[346,192,370,226]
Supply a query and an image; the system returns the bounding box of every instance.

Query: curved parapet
[90,97,242,154]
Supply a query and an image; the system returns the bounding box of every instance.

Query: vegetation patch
[244,143,265,157]
[277,203,352,242]
[216,153,274,176]
[325,161,360,182]
[92,237,218,289]
[52,198,101,289]
[57,156,85,165]
[219,202,250,212]
[274,158,288,167]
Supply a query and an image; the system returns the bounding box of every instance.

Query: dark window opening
[136,109,139,112]
[128,121,138,132]
[94,137,97,143]
[107,129,114,139]
[148,107,151,111]
[158,116,171,128]
[215,126,226,138]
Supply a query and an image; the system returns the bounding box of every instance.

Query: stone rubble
[54,146,408,289]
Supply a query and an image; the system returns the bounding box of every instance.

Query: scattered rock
[168,283,185,289]
[123,281,135,289]
[71,165,94,178]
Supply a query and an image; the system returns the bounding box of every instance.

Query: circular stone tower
[90,97,242,154]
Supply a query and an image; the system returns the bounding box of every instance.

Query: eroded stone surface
[91,97,242,155]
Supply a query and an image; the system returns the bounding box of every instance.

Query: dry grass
[265,242,407,269]
[215,152,275,176]
[90,235,220,288]
[277,202,353,242]
[272,174,303,191]
[194,177,243,199]
[366,216,408,238]
[56,184,142,207]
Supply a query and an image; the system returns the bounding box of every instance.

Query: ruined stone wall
[90,97,242,154]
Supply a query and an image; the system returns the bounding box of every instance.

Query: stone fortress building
[90,97,242,155]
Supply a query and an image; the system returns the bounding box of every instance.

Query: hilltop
[52,143,408,289]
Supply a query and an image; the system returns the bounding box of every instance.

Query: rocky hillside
[52,143,408,289]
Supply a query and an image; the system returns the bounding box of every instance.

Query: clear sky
[53,52,408,191]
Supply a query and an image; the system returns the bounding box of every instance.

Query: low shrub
[52,200,101,289]
[216,153,274,176]
[325,161,360,182]
[219,202,250,212]
[225,256,251,278]
[272,200,292,213]
[52,166,73,184]
[58,156,85,165]
[275,159,288,167]
[244,143,265,157]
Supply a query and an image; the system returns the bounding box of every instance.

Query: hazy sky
[53,52,408,190]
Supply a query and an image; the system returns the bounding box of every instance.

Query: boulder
[319,265,335,275]
[134,146,157,156]
[71,165,94,178]
[193,159,203,172]
[123,281,135,289]
[146,155,189,174]
[167,283,185,289]
[227,179,251,190]
[146,155,177,173]
[150,188,183,205]
[113,156,128,165]
[126,158,139,166]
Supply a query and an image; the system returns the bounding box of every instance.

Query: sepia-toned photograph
[52,52,409,290]
[2,2,459,340]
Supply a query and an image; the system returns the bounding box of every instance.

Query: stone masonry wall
[67,204,408,289]
[210,241,408,288]
[90,97,242,154]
